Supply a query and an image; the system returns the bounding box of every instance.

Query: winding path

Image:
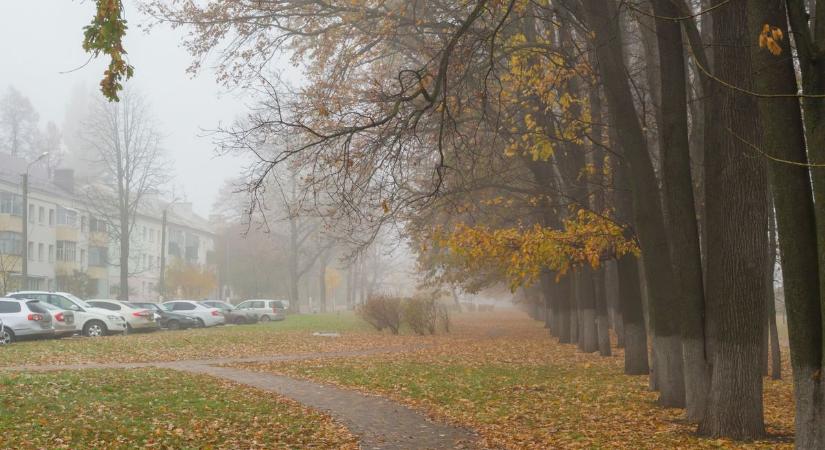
[1,346,478,450]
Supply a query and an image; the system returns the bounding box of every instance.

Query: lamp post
[21,152,49,289]
[158,198,179,300]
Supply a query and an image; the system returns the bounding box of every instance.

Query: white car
[87,299,160,332]
[0,298,54,343]
[162,300,225,327]
[8,291,127,337]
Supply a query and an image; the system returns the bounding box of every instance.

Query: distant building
[0,154,216,300]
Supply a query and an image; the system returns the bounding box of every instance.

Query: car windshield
[64,293,94,309]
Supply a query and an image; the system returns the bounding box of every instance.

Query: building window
[149,229,155,242]
[90,217,108,233]
[38,243,44,261]
[49,209,54,226]
[56,240,76,262]
[28,204,34,223]
[38,206,44,224]
[48,245,54,262]
[27,241,33,260]
[0,191,22,216]
[89,246,108,267]
[80,249,86,267]
[56,207,78,227]
[142,226,147,240]
[80,216,87,233]
[0,231,22,255]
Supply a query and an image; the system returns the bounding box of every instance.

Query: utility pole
[21,152,49,290]
[21,172,28,289]
[158,198,179,301]
[159,208,167,300]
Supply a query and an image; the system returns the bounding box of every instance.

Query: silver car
[0,298,54,344]
[37,301,77,337]
[235,299,287,322]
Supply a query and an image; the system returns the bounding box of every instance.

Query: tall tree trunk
[699,1,768,438]
[287,216,300,312]
[540,272,555,333]
[651,0,708,422]
[611,113,649,375]
[594,267,612,356]
[578,267,598,353]
[750,1,824,446]
[319,256,328,313]
[569,274,579,344]
[580,0,684,407]
[556,275,572,343]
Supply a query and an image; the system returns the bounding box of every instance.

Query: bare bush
[404,294,451,335]
[358,294,402,334]
[404,296,438,335]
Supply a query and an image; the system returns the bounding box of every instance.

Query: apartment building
[0,154,216,300]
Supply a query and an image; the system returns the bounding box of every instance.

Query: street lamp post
[158,198,179,300]
[21,152,49,290]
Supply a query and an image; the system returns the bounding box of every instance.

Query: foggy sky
[0,1,257,217]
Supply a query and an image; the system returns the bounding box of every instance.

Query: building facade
[0,155,216,300]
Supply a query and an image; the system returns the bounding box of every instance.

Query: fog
[0,1,252,215]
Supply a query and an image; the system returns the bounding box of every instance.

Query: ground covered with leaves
[0,368,356,449]
[235,312,795,449]
[0,313,431,367]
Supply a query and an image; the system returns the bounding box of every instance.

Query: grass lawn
[235,311,795,450]
[0,312,425,367]
[0,368,356,449]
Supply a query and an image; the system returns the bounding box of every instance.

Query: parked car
[0,297,54,343]
[235,299,287,322]
[7,291,127,337]
[37,301,77,337]
[131,302,199,330]
[200,301,256,324]
[162,301,226,327]
[87,300,160,333]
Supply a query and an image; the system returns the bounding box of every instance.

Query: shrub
[404,294,451,335]
[404,296,438,335]
[359,294,402,334]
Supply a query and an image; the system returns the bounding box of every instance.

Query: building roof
[0,153,214,237]
[0,154,75,201]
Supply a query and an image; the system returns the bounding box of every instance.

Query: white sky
[0,1,258,216]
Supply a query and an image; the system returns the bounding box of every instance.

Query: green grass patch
[0,368,355,449]
[242,335,794,449]
[0,312,388,367]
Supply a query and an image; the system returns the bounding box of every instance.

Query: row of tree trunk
[521,0,802,443]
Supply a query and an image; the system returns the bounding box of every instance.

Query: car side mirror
[70,305,82,312]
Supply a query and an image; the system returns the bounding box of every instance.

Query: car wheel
[260,315,271,323]
[196,318,205,328]
[83,320,107,337]
[167,320,180,330]
[126,323,133,334]
[0,328,14,344]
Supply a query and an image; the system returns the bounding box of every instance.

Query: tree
[56,269,97,299]
[748,1,824,446]
[697,1,769,438]
[0,86,40,158]
[164,258,218,299]
[80,90,168,301]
